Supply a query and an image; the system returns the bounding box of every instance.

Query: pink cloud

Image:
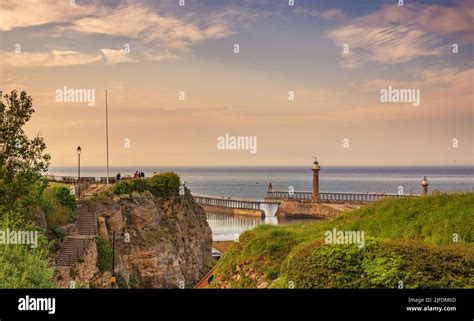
[354,1,474,42]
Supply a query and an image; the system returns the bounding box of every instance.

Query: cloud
[69,3,233,50]
[100,49,136,64]
[327,1,474,68]
[1,1,237,65]
[0,0,102,31]
[329,25,445,67]
[295,7,346,20]
[354,1,474,42]
[0,50,102,67]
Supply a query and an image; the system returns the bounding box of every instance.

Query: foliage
[128,273,139,289]
[112,172,180,198]
[0,90,54,288]
[0,242,54,288]
[112,178,149,195]
[96,236,113,273]
[55,187,76,211]
[43,185,76,227]
[214,193,474,288]
[283,239,473,289]
[148,172,180,198]
[0,90,51,223]
[116,273,128,289]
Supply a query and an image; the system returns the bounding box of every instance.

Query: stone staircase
[55,202,97,267]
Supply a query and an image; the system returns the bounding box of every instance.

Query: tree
[0,90,54,288]
[0,90,51,224]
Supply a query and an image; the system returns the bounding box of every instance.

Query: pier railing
[193,194,263,210]
[266,190,418,203]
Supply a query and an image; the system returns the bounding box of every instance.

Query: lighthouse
[311,157,321,201]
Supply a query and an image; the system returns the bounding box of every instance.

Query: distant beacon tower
[311,157,321,201]
[421,176,429,196]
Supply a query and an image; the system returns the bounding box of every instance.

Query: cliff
[56,189,213,288]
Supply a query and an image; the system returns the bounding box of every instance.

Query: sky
[0,0,473,167]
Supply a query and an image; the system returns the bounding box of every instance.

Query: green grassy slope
[212,193,474,288]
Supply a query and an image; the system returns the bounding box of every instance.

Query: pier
[193,194,280,218]
[45,158,428,218]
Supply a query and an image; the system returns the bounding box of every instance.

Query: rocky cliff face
[57,189,213,288]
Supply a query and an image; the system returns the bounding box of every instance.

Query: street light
[77,146,81,199]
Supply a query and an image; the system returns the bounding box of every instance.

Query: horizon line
[48,164,474,168]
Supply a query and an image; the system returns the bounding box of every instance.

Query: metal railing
[193,194,263,210]
[266,190,419,203]
[45,175,118,184]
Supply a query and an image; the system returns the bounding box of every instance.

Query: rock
[107,209,126,234]
[97,217,108,240]
[65,223,78,235]
[90,189,213,288]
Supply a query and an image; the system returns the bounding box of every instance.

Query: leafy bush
[55,187,76,211]
[96,236,113,273]
[112,179,150,195]
[0,90,54,288]
[148,172,180,197]
[43,185,76,226]
[116,273,128,289]
[112,172,180,198]
[47,225,66,252]
[284,239,474,289]
[0,221,54,288]
[0,243,54,288]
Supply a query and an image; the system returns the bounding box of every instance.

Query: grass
[43,183,76,227]
[213,193,474,288]
[46,181,70,189]
[0,243,54,288]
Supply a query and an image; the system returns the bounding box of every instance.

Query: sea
[48,166,473,240]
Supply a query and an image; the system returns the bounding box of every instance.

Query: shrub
[43,185,76,226]
[112,172,180,198]
[96,236,113,273]
[116,273,128,289]
[0,243,54,288]
[0,221,54,288]
[55,187,76,211]
[266,267,279,280]
[148,172,180,198]
[112,179,150,195]
[284,239,474,289]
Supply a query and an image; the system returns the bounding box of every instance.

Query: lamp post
[77,146,81,199]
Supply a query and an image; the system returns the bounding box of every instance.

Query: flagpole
[105,90,109,185]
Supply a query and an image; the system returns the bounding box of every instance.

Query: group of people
[115,171,145,181]
[134,171,145,178]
